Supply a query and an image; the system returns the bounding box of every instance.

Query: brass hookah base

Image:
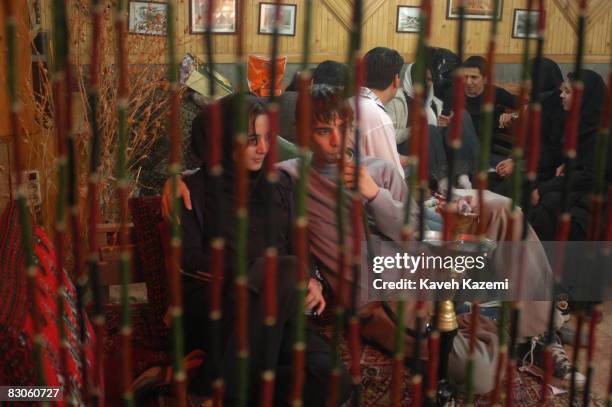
[427,300,459,407]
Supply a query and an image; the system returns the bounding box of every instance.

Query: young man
[348,47,408,178]
[276,84,578,394]
[279,60,347,144]
[463,55,518,168]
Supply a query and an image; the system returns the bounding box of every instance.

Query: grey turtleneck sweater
[276,156,424,296]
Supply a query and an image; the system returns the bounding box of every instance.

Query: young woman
[529,69,606,240]
[181,93,350,406]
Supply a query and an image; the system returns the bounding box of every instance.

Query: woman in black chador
[488,57,567,198]
[181,93,351,406]
[529,69,607,241]
[534,57,566,183]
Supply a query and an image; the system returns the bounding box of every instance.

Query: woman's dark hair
[409,64,432,86]
[191,93,267,166]
[307,84,354,127]
[530,57,563,93]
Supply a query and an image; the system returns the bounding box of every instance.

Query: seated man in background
[348,47,408,178]
[386,62,481,193]
[462,56,518,168]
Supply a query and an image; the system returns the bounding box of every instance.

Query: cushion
[0,201,95,405]
[128,196,170,350]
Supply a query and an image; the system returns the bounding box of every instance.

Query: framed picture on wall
[447,0,503,20]
[396,6,421,33]
[128,1,168,36]
[258,3,297,36]
[190,0,237,34]
[512,9,539,38]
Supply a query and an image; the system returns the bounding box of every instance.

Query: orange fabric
[247,55,287,97]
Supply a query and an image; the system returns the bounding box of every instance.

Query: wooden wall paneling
[550,0,609,32]
[584,7,611,55]
[1,1,40,139]
[319,0,352,31]
[40,0,610,67]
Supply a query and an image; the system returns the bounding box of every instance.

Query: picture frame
[447,0,503,20]
[128,1,168,36]
[512,9,540,39]
[396,6,421,33]
[258,3,297,36]
[189,0,237,34]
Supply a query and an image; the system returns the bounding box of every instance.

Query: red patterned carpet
[104,305,605,406]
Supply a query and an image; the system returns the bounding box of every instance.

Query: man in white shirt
[349,47,408,178]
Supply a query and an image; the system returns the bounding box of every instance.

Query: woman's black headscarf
[532,57,564,94]
[568,69,605,137]
[190,93,269,199]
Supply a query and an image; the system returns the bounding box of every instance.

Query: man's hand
[555,164,566,177]
[531,189,540,206]
[498,113,516,129]
[344,162,380,201]
[305,278,326,315]
[161,176,192,220]
[446,195,477,215]
[495,158,515,178]
[437,113,452,128]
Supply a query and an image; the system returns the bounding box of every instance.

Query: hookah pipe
[434,0,466,404]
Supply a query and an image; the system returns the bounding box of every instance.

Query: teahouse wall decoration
[36,0,612,64]
[189,0,236,34]
[512,8,539,39]
[128,1,168,36]
[396,6,421,33]
[446,0,503,20]
[258,2,297,36]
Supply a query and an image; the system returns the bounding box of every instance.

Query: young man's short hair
[462,55,487,76]
[363,47,404,90]
[312,60,348,87]
[308,84,354,126]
